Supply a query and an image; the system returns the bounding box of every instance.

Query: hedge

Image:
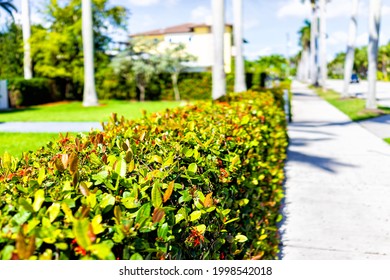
[7,78,59,107]
[0,89,288,260]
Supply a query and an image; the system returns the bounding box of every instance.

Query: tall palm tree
[298,20,311,82]
[366,0,382,109]
[309,0,319,86]
[0,0,16,18]
[233,0,246,93]
[318,0,327,88]
[22,0,32,79]
[212,0,226,100]
[82,0,98,107]
[342,0,359,98]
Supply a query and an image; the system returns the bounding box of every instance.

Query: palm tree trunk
[233,0,246,93]
[22,0,32,79]
[82,0,98,107]
[310,2,319,86]
[302,48,310,82]
[212,0,226,100]
[342,0,359,98]
[318,0,327,88]
[172,73,180,101]
[366,0,382,109]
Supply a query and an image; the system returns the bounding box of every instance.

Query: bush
[0,89,287,260]
[8,78,58,107]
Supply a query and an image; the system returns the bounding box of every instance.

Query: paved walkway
[280,81,390,259]
[0,121,102,132]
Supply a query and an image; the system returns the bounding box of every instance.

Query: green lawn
[314,87,390,121]
[0,132,73,158]
[0,100,182,122]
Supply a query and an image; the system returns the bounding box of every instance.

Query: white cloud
[191,6,212,24]
[128,0,160,7]
[277,0,311,19]
[356,32,368,46]
[327,31,348,46]
[129,14,156,34]
[244,18,260,30]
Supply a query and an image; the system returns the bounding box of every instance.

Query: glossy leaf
[163,181,174,203]
[33,189,45,212]
[73,219,92,250]
[151,183,162,208]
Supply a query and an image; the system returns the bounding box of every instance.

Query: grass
[0,132,76,157]
[384,138,390,145]
[313,87,390,121]
[0,100,181,122]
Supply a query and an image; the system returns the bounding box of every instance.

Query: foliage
[245,55,289,84]
[0,22,23,78]
[158,43,197,101]
[30,0,128,99]
[8,78,56,107]
[0,89,288,260]
[0,0,17,18]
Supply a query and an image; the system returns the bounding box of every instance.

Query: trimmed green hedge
[0,89,287,260]
[8,78,58,107]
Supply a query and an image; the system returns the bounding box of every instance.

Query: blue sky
[7,0,390,61]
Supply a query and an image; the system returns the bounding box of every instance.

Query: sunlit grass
[0,100,181,122]
[313,87,390,121]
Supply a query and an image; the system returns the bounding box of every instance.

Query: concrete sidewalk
[0,121,102,132]
[280,81,390,259]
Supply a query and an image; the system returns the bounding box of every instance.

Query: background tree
[297,20,311,82]
[342,0,359,98]
[159,43,197,101]
[30,0,128,100]
[233,0,246,92]
[212,0,226,100]
[21,0,32,79]
[0,22,23,78]
[366,0,382,109]
[82,0,98,106]
[0,0,16,18]
[112,38,160,102]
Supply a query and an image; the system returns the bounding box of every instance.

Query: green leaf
[241,115,250,125]
[235,234,248,243]
[162,156,173,168]
[122,197,141,209]
[151,155,162,164]
[47,203,61,223]
[33,189,45,212]
[136,203,152,224]
[151,183,162,208]
[100,193,115,209]
[37,167,46,185]
[189,210,202,222]
[89,153,101,165]
[238,198,249,206]
[224,217,239,225]
[73,219,91,249]
[91,214,104,235]
[157,223,169,240]
[175,207,188,224]
[1,245,14,260]
[19,198,34,212]
[185,149,194,158]
[187,163,197,174]
[130,253,143,260]
[195,224,206,234]
[115,158,127,177]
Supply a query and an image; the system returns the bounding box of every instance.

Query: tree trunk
[366,0,382,109]
[138,84,145,102]
[212,0,226,99]
[172,73,180,101]
[233,0,246,93]
[302,48,310,82]
[318,0,327,88]
[342,0,359,98]
[82,0,98,107]
[310,2,319,86]
[22,0,32,79]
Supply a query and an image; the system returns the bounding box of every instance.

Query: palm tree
[22,0,32,79]
[82,0,98,107]
[0,1,16,18]
[366,0,382,109]
[233,0,246,93]
[212,0,226,100]
[309,0,319,86]
[297,20,311,82]
[342,0,359,98]
[318,0,327,88]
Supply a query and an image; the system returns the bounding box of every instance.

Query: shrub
[0,89,287,260]
[8,78,58,107]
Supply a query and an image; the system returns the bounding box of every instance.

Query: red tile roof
[130,22,232,37]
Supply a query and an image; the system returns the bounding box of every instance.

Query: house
[130,23,233,73]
